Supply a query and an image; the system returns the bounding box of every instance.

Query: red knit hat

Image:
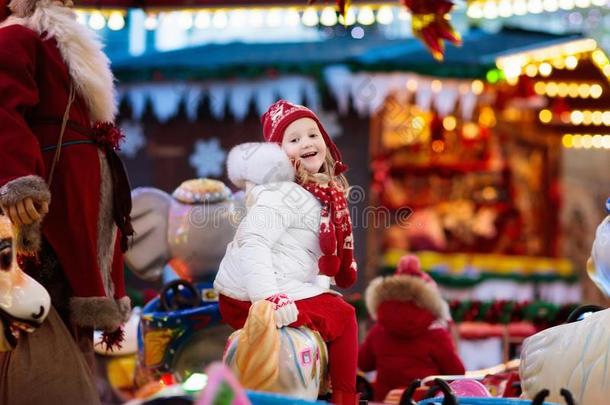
[396,254,435,284]
[261,100,347,174]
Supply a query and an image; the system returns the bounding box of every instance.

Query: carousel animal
[586,197,610,296]
[520,197,610,404]
[0,214,51,351]
[114,179,242,386]
[125,178,243,282]
[223,300,329,400]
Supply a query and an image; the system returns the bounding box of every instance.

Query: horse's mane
[234,300,280,391]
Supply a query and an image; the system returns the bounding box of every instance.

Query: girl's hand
[265,293,299,328]
[3,197,49,227]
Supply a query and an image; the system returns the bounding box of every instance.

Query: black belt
[34,118,134,252]
[41,139,96,153]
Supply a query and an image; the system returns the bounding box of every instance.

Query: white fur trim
[227,143,295,189]
[97,150,117,297]
[1,1,116,123]
[365,275,449,321]
[70,296,130,332]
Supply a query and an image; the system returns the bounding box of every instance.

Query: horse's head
[0,215,51,351]
[223,301,328,400]
[587,198,610,297]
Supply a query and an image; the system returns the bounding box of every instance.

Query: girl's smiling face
[281,118,327,174]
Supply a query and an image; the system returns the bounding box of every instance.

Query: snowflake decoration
[189,138,227,178]
[317,111,342,139]
[118,121,146,159]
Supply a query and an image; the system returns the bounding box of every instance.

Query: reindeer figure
[0,215,51,351]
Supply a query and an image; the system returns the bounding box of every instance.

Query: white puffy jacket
[214,143,336,302]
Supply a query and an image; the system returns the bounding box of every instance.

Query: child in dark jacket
[358,255,465,402]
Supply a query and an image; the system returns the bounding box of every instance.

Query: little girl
[214,100,359,405]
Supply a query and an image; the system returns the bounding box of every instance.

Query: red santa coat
[359,274,465,402]
[0,7,130,331]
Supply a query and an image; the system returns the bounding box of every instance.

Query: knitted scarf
[300,181,357,288]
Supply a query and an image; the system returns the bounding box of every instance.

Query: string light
[559,0,575,9]
[88,11,105,30]
[543,0,559,12]
[483,2,499,19]
[357,7,376,25]
[338,8,356,25]
[177,11,193,30]
[266,8,284,27]
[514,0,529,15]
[525,64,538,77]
[249,9,265,27]
[320,7,337,26]
[467,3,484,19]
[534,81,604,99]
[211,10,228,29]
[467,0,604,17]
[285,9,301,27]
[563,110,610,126]
[538,62,553,77]
[302,8,319,26]
[107,11,125,31]
[376,6,394,25]
[498,0,513,17]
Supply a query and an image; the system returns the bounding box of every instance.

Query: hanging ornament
[401,0,461,61]
[308,0,350,18]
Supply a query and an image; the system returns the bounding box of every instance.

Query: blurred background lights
[302,8,319,27]
[376,6,394,25]
[285,9,301,26]
[357,7,375,25]
[89,11,106,30]
[351,26,365,39]
[145,13,159,30]
[338,8,356,25]
[107,11,125,31]
[177,11,193,30]
[320,7,338,26]
[266,8,283,27]
[182,373,208,393]
[211,10,228,29]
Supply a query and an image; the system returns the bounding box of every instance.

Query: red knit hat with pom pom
[396,254,435,284]
[261,100,347,175]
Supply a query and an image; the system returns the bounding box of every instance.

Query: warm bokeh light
[443,116,457,131]
[539,109,553,123]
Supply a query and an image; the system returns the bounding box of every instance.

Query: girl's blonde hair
[295,152,350,194]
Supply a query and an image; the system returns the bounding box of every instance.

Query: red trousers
[219,293,358,394]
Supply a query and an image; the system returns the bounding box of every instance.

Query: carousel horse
[520,198,610,404]
[0,214,51,351]
[223,300,329,400]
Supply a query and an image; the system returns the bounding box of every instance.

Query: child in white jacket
[214,100,359,405]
